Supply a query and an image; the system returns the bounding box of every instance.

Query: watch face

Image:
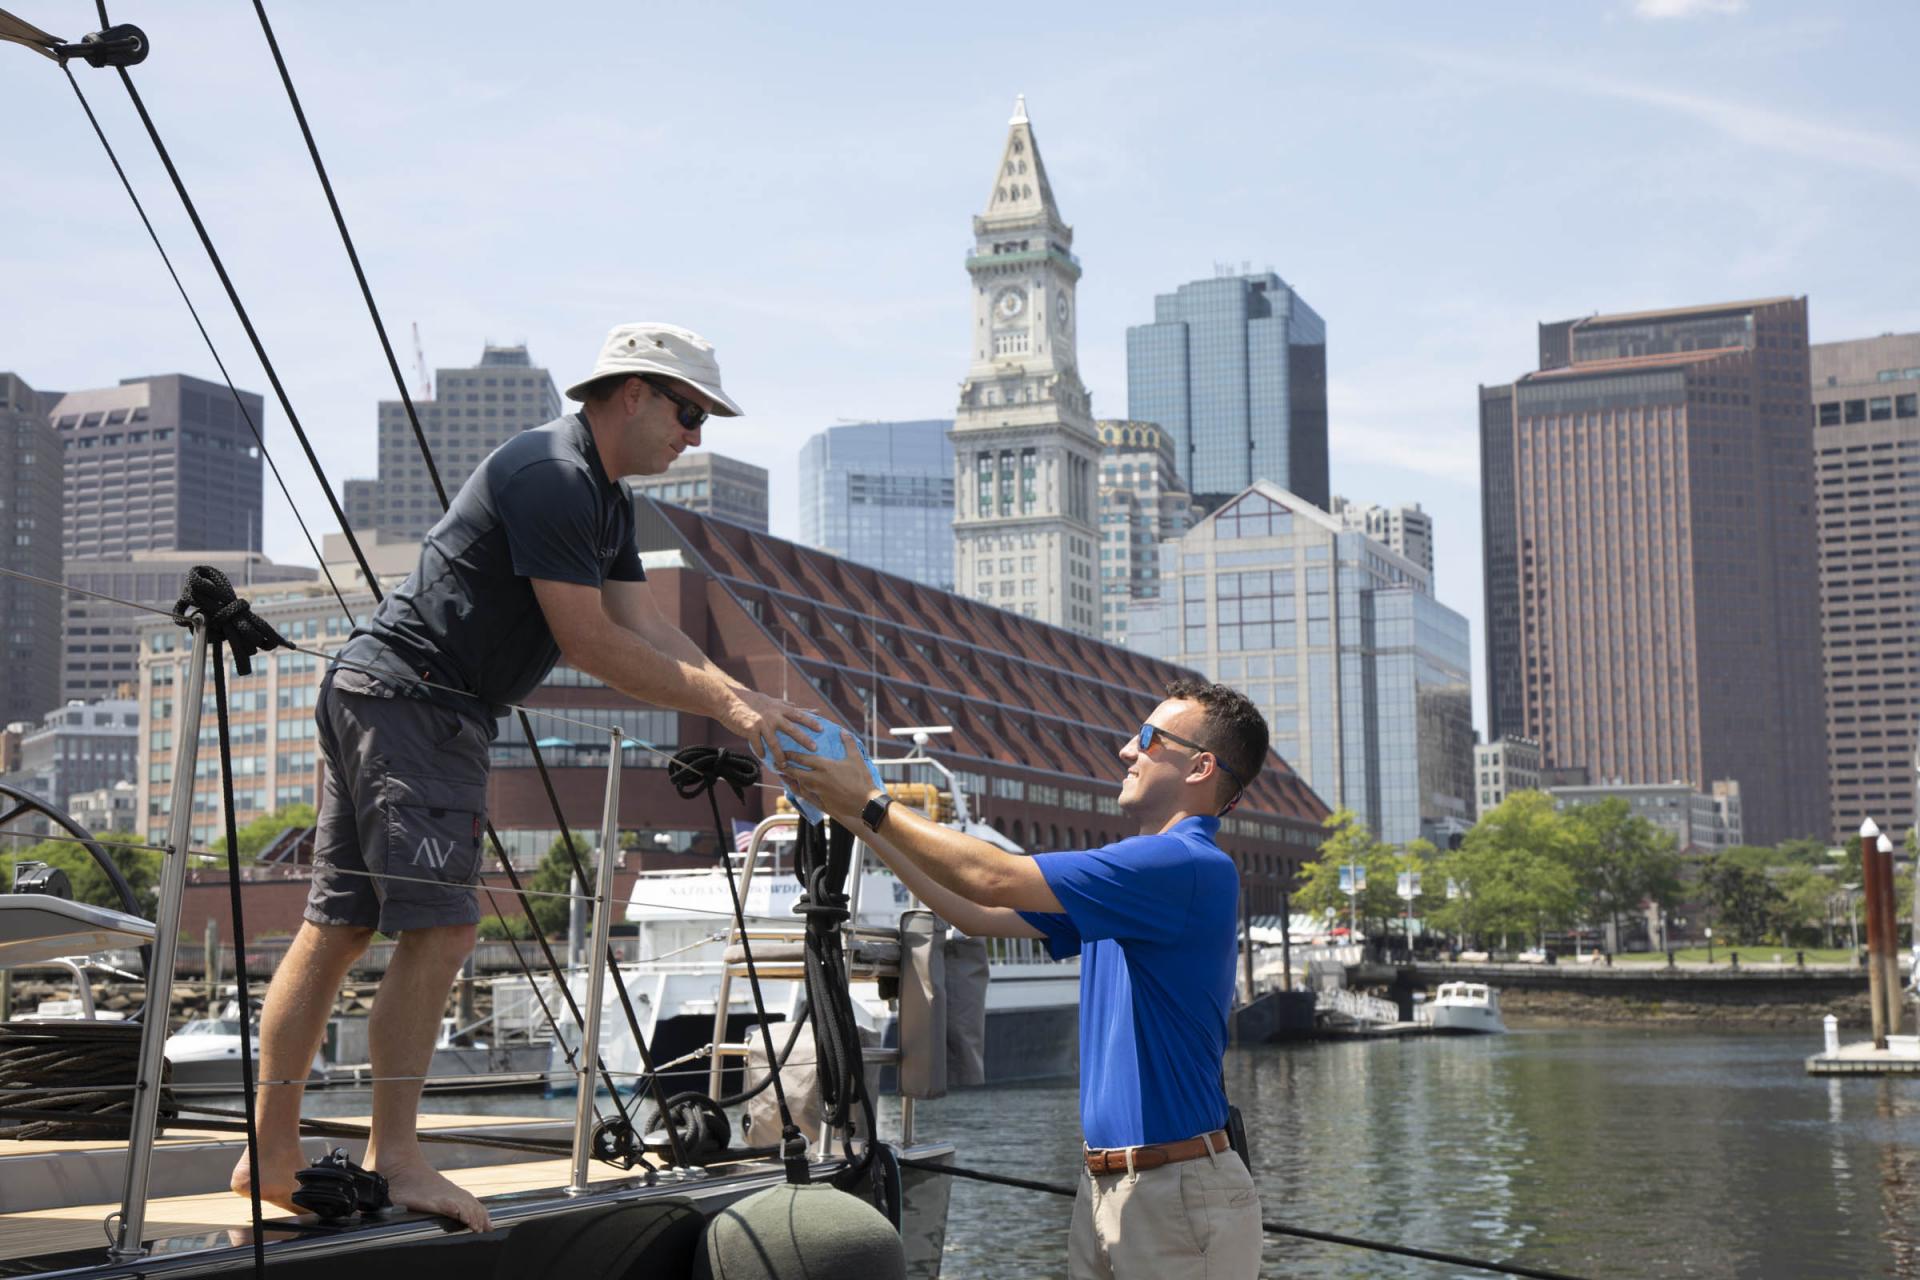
[995,287,1026,321]
[1054,294,1072,331]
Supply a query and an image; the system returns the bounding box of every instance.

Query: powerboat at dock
[1422,982,1508,1034]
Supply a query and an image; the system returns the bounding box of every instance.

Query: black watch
[861,792,894,833]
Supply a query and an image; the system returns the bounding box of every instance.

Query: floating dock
[1806,1041,1920,1076]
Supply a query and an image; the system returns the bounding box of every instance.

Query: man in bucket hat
[239,323,818,1231]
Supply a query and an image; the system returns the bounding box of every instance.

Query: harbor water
[300,1025,1917,1278]
[905,1025,1919,1279]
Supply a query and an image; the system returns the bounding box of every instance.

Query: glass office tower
[1148,483,1472,845]
[798,420,955,590]
[1126,272,1328,513]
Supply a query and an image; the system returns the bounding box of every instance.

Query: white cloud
[1413,47,1920,190]
[1631,0,1747,18]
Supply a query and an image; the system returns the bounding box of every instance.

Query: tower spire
[981,95,1060,228]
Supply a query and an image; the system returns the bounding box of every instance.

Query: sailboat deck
[0,1114,694,1263]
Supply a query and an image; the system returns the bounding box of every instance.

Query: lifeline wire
[896,1159,1598,1280]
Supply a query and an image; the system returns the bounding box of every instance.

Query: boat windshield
[177,1018,245,1035]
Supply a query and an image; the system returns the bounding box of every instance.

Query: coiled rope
[0,1022,175,1140]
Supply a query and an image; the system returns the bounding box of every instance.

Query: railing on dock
[1319,987,1402,1026]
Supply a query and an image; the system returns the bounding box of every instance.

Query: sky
[6,0,1918,735]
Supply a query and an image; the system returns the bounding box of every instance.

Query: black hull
[11,1147,956,1279]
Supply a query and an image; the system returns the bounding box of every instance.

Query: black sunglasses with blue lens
[646,377,710,431]
[1131,722,1246,795]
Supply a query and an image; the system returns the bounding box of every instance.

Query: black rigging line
[246,0,684,1161]
[73,1,645,1148]
[57,62,354,622]
[247,0,447,510]
[93,1,381,596]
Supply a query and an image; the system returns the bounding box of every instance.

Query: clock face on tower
[1054,293,1072,333]
[994,287,1026,321]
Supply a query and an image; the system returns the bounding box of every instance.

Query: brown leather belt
[1084,1129,1228,1177]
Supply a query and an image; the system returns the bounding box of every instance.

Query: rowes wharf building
[1479,297,1827,846]
[163,501,1330,940]
[620,501,1329,918]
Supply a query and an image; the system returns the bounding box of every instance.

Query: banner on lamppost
[1340,865,1366,896]
[1397,872,1421,900]
[1446,877,1462,900]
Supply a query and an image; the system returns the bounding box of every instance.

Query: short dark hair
[579,372,643,404]
[1164,678,1267,803]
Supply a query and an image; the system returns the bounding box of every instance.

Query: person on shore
[784,679,1266,1278]
[238,323,819,1232]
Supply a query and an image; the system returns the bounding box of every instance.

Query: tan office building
[1811,332,1920,841]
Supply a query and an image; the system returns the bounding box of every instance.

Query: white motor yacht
[1424,981,1508,1034]
[162,996,326,1088]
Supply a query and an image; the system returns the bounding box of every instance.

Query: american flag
[732,820,756,853]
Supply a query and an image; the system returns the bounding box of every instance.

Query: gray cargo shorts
[303,665,491,935]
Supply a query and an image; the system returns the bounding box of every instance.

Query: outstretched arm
[532,577,817,766]
[785,729,1066,915]
[861,826,1043,939]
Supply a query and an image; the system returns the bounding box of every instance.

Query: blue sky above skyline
[6,0,1917,735]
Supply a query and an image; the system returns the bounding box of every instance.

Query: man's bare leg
[362,923,490,1232]
[232,921,372,1212]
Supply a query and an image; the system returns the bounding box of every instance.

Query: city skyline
[6,2,1919,736]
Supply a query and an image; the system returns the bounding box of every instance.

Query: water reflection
[293,1028,1917,1278]
[913,1028,1920,1279]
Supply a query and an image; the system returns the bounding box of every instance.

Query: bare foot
[376,1159,492,1233]
[230,1137,305,1216]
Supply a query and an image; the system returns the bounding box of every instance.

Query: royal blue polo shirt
[1017,816,1239,1150]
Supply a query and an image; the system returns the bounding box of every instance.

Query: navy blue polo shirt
[1017,816,1239,1150]
[340,413,644,718]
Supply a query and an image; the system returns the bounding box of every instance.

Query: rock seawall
[1497,984,1872,1027]
[1366,962,1884,1028]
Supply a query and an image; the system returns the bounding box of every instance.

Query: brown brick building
[1481,298,1827,845]
[1811,333,1920,842]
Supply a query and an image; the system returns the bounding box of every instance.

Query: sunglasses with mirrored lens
[648,378,710,430]
[1133,722,1246,793]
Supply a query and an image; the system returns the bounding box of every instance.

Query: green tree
[1431,792,1578,949]
[477,913,540,940]
[1292,809,1399,936]
[521,834,585,939]
[1561,798,1683,952]
[0,832,159,913]
[1701,854,1785,945]
[1775,864,1840,947]
[210,803,317,864]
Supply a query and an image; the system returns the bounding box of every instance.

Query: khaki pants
[1069,1146,1263,1279]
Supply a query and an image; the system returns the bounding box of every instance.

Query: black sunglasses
[1132,722,1246,796]
[646,378,710,431]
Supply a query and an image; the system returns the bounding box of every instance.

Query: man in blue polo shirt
[240,324,818,1232]
[786,679,1266,1278]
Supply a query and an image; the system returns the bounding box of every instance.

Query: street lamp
[1341,864,1366,947]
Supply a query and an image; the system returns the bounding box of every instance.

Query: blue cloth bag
[758,719,887,825]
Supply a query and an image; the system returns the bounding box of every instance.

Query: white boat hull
[1426,1003,1507,1034]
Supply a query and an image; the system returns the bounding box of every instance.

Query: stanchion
[110,617,209,1259]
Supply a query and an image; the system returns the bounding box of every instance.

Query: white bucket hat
[565,322,743,416]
